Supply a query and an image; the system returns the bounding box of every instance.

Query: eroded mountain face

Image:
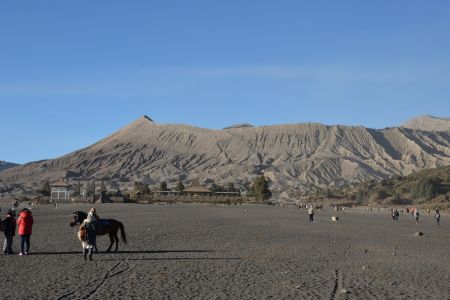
[1,116,450,193]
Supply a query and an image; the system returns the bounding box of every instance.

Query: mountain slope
[0,161,19,172]
[1,116,450,194]
[402,115,450,132]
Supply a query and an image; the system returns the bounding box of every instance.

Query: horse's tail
[119,222,127,245]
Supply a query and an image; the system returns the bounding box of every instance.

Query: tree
[226,182,236,193]
[160,181,168,191]
[176,181,185,192]
[86,181,96,197]
[38,179,51,196]
[100,180,107,193]
[250,176,271,200]
[411,177,441,200]
[73,181,83,197]
[132,181,151,197]
[210,183,223,193]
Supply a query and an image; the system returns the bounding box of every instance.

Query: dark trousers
[20,235,31,254]
[3,235,13,254]
[83,248,94,260]
[309,214,314,222]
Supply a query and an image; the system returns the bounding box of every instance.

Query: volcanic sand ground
[1,203,450,299]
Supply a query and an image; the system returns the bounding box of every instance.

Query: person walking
[435,209,440,226]
[81,210,97,260]
[308,206,315,222]
[3,210,16,255]
[414,209,420,225]
[394,209,399,222]
[16,208,33,255]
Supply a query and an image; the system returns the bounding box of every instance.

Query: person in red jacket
[16,208,33,256]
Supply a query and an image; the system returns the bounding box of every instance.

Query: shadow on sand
[102,257,242,261]
[29,250,217,255]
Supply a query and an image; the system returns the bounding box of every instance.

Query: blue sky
[1,1,450,163]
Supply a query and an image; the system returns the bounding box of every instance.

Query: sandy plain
[0,203,449,299]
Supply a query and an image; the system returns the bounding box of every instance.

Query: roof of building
[183,186,212,193]
[51,178,71,187]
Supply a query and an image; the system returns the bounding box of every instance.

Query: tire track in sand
[82,259,133,299]
[329,241,352,300]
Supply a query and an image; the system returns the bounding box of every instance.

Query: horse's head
[70,211,87,227]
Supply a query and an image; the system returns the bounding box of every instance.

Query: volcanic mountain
[402,115,450,132]
[1,115,450,194]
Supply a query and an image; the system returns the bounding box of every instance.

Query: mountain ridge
[1,116,450,196]
[0,161,19,172]
[402,115,450,132]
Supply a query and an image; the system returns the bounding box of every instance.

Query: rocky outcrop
[1,116,450,194]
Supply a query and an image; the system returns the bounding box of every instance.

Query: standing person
[16,208,33,255]
[427,208,431,216]
[308,206,315,222]
[394,209,399,222]
[3,210,16,255]
[81,210,97,260]
[89,207,101,234]
[435,209,440,226]
[414,209,420,225]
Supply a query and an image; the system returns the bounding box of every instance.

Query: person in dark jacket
[3,210,16,255]
[17,208,33,255]
[80,211,97,260]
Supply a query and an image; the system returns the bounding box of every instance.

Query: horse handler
[79,211,97,261]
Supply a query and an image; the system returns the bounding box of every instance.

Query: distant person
[3,209,16,255]
[406,207,410,214]
[17,208,33,255]
[394,209,399,222]
[427,208,431,216]
[81,211,97,261]
[414,209,420,225]
[391,209,396,221]
[435,209,440,226]
[308,206,315,222]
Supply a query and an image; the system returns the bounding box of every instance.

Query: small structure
[183,185,212,196]
[51,178,72,201]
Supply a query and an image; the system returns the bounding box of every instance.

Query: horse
[70,211,127,252]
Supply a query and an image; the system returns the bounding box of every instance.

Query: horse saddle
[99,219,109,226]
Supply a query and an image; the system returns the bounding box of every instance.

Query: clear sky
[1,1,450,163]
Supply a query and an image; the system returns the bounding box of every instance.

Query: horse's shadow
[102,257,242,261]
[30,250,217,255]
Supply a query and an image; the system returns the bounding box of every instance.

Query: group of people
[2,205,100,261]
[2,208,34,255]
[390,207,441,225]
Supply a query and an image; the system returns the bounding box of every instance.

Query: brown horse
[70,211,127,252]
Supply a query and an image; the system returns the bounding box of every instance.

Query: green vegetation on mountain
[307,166,450,209]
